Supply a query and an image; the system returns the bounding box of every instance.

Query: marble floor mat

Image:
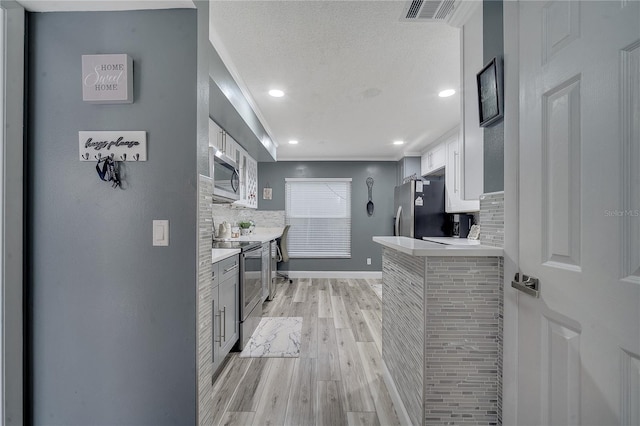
[239,317,302,358]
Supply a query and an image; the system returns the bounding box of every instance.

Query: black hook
[133,153,139,161]
[95,153,102,161]
[120,153,127,161]
[82,153,90,160]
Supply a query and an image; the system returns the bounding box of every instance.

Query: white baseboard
[280,271,382,279]
[382,360,414,426]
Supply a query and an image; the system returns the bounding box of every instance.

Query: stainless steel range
[212,240,262,350]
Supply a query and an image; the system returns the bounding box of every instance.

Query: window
[285,178,351,258]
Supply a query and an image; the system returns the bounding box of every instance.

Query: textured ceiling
[18,0,461,161]
[209,1,461,161]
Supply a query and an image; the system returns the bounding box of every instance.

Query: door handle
[511,273,540,298]
[395,205,402,236]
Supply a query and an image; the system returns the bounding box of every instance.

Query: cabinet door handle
[454,151,459,193]
[214,300,220,343]
[221,306,226,344]
[223,263,238,274]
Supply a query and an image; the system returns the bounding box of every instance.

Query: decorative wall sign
[79,131,147,161]
[263,187,272,200]
[82,54,133,104]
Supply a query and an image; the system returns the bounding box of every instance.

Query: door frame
[502,1,520,424]
[1,1,24,424]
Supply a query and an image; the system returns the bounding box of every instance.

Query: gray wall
[3,1,25,423]
[483,0,505,193]
[258,161,397,271]
[27,10,198,425]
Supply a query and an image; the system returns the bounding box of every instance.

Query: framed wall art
[476,56,504,127]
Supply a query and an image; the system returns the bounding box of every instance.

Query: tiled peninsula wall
[197,175,214,424]
[211,205,284,231]
[382,248,426,425]
[479,192,504,248]
[382,248,503,425]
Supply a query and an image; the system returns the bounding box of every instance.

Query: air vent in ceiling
[401,0,480,27]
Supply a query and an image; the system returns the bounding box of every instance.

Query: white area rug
[239,317,302,358]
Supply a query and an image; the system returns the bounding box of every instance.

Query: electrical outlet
[366,257,371,265]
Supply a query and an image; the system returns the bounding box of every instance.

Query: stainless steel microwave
[209,147,240,203]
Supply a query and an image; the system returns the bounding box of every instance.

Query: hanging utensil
[366,177,374,216]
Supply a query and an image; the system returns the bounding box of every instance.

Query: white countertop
[215,226,284,244]
[422,237,481,246]
[212,248,240,263]
[373,236,503,257]
[211,227,284,263]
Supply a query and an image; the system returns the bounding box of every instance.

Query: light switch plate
[153,220,169,246]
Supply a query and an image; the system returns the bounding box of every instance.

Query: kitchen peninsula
[372,236,503,426]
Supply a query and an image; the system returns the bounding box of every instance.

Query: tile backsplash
[479,191,504,248]
[211,205,285,230]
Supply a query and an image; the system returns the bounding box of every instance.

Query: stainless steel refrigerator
[394,179,448,239]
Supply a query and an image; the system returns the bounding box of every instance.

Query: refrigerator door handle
[395,206,402,236]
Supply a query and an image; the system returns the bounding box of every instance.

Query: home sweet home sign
[82,54,133,104]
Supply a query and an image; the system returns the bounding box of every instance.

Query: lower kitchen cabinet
[211,254,239,375]
[218,271,239,355]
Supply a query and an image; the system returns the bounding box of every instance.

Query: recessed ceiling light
[438,89,456,98]
[393,140,404,145]
[288,140,299,145]
[269,89,285,98]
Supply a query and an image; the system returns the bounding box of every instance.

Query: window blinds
[285,178,352,258]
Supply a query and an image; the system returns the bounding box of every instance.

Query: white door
[517,1,640,425]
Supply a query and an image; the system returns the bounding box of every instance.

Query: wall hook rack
[79,131,147,162]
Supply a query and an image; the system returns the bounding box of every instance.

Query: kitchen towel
[239,317,302,358]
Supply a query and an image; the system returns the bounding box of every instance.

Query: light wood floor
[210,278,401,426]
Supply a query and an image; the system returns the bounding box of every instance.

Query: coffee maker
[451,213,474,238]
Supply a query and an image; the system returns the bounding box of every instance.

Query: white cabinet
[445,133,480,213]
[233,147,258,209]
[460,6,484,200]
[421,142,447,176]
[245,156,258,208]
[209,118,239,164]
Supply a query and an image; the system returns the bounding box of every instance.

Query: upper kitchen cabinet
[234,146,258,209]
[445,131,480,212]
[398,156,422,185]
[459,2,484,201]
[421,142,446,176]
[209,117,239,164]
[422,127,479,213]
